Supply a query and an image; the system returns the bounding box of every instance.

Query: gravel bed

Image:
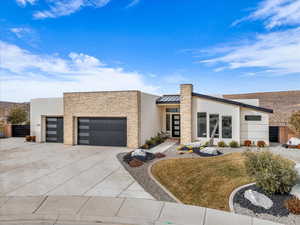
[117,152,176,202]
[233,184,299,225]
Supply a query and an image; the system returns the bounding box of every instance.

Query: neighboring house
[30,84,273,148]
[224,90,300,143]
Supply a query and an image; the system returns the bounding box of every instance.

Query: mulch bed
[233,184,291,217]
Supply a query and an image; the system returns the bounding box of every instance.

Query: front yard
[151,153,254,211]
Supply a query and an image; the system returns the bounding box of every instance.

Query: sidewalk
[0,196,283,225]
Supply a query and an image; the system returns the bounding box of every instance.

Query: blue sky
[0,0,300,102]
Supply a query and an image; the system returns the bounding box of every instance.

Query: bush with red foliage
[257,140,266,148]
[244,140,252,147]
[285,197,300,215]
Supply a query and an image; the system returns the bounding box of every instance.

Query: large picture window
[197,112,207,137]
[222,116,232,138]
[209,114,219,138]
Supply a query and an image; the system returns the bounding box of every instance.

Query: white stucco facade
[240,108,270,145]
[30,98,63,142]
[140,92,162,145]
[192,96,240,145]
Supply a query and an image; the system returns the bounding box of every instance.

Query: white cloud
[200,28,300,75]
[235,0,300,29]
[33,0,111,19]
[0,41,158,102]
[126,0,140,8]
[16,0,36,6]
[10,27,33,39]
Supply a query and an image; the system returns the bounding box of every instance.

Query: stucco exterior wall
[240,108,270,145]
[30,98,63,142]
[140,92,161,145]
[63,91,140,148]
[192,97,240,145]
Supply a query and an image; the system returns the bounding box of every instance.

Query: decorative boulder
[131,149,146,157]
[201,147,218,155]
[288,137,300,146]
[244,190,273,209]
[185,142,202,148]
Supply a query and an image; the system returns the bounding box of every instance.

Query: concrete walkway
[0,196,283,225]
[0,138,153,199]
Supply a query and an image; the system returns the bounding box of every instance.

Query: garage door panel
[78,117,127,146]
[46,117,64,143]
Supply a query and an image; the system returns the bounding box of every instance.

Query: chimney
[180,84,193,144]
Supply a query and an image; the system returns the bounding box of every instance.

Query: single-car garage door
[78,117,127,146]
[46,117,64,143]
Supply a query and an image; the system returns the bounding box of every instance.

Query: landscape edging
[229,182,255,212]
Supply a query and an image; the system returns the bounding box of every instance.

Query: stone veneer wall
[180,84,193,144]
[63,91,140,148]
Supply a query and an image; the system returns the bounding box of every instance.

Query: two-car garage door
[78,117,127,146]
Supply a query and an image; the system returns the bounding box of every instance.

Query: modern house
[30,84,273,148]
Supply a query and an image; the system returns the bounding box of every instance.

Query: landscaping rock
[131,149,147,157]
[288,137,300,146]
[201,147,218,155]
[129,159,144,167]
[244,190,273,209]
[185,141,202,148]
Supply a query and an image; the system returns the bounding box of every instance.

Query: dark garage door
[12,125,30,137]
[269,126,279,142]
[78,117,127,146]
[46,117,64,143]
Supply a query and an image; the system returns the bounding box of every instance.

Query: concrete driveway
[0,138,153,199]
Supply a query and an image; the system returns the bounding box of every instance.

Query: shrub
[218,141,227,147]
[203,141,209,147]
[257,140,266,148]
[229,141,239,148]
[146,140,152,145]
[141,144,149,149]
[289,111,300,135]
[243,151,297,194]
[285,197,300,215]
[244,140,252,147]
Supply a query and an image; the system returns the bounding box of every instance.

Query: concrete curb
[228,182,255,212]
[148,157,183,204]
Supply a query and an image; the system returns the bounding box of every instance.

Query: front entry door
[172,114,180,137]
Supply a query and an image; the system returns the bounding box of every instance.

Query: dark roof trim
[192,92,273,113]
[156,95,180,104]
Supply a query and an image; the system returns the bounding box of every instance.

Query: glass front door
[172,114,180,137]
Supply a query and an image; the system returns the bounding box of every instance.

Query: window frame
[245,115,262,121]
[222,116,232,139]
[197,112,207,138]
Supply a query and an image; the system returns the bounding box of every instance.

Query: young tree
[289,111,300,135]
[7,107,27,125]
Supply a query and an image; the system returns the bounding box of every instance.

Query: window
[245,115,262,121]
[166,114,170,131]
[197,112,207,137]
[209,114,219,138]
[222,116,232,138]
[166,108,180,113]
